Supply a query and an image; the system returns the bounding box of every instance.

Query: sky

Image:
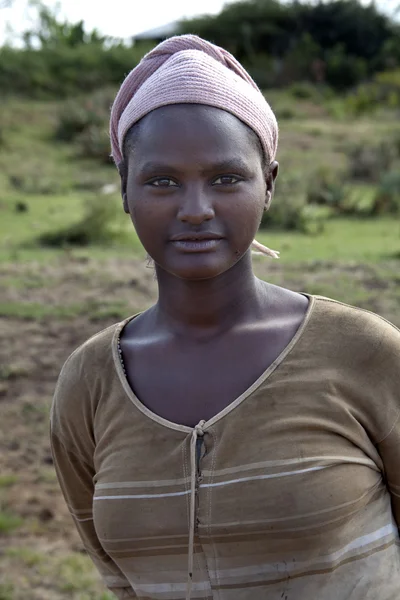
[0,0,234,45]
[0,0,398,46]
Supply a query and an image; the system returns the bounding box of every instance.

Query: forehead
[126,104,260,167]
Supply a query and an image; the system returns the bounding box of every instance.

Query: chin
[161,256,235,281]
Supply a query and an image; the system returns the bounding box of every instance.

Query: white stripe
[96,477,190,490]
[94,466,328,500]
[73,516,94,522]
[203,455,377,477]
[136,582,211,594]
[94,490,190,501]
[209,523,398,580]
[202,465,327,488]
[67,504,92,515]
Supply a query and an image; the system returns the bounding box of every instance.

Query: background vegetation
[1,1,400,598]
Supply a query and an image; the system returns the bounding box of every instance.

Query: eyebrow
[137,158,253,176]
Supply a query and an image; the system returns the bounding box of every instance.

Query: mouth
[169,233,225,253]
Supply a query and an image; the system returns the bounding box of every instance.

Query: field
[0,92,400,599]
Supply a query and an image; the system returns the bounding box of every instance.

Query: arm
[50,349,136,600]
[365,317,400,530]
[377,417,400,528]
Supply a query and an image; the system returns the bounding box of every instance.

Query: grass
[0,475,18,488]
[0,584,14,600]
[5,547,45,567]
[257,217,400,263]
[0,511,23,534]
[0,299,130,320]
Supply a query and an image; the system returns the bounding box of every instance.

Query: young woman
[50,35,400,600]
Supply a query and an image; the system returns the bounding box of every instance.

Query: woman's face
[121,105,278,281]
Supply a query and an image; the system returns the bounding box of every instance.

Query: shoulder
[50,319,128,435]
[61,320,124,374]
[309,294,400,369]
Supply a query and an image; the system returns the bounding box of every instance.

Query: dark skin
[119,105,308,427]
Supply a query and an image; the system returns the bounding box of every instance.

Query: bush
[345,69,400,115]
[261,174,329,233]
[55,88,114,163]
[38,195,121,247]
[75,125,112,163]
[347,138,400,182]
[306,166,346,209]
[0,42,154,99]
[55,87,114,142]
[371,170,400,215]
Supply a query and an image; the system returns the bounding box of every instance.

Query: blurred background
[0,0,400,598]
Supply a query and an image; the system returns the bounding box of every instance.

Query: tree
[23,1,107,49]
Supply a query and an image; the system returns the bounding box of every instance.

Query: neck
[154,252,266,337]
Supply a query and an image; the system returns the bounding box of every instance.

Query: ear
[117,160,129,214]
[264,160,279,211]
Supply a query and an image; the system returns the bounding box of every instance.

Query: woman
[50,35,400,600]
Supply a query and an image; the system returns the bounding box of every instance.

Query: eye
[149,178,179,188]
[212,175,241,185]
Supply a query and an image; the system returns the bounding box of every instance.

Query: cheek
[223,187,264,236]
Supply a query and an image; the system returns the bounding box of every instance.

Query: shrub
[38,194,121,247]
[0,42,154,99]
[347,138,400,182]
[75,125,112,164]
[371,170,400,215]
[261,188,329,234]
[345,69,400,115]
[55,87,114,142]
[306,166,346,210]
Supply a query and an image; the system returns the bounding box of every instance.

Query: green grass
[0,475,18,488]
[0,583,14,600]
[256,217,400,263]
[0,299,130,320]
[5,547,44,567]
[56,554,104,594]
[0,511,23,534]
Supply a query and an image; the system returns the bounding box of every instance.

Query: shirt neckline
[111,293,316,435]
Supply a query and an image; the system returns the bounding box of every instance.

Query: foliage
[52,94,112,162]
[55,88,115,162]
[0,42,153,98]
[181,0,400,90]
[344,69,400,115]
[38,195,122,247]
[0,3,153,99]
[75,126,112,163]
[347,137,400,182]
[371,170,400,215]
[306,166,345,209]
[260,174,330,233]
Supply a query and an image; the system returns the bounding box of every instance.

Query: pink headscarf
[110,34,280,258]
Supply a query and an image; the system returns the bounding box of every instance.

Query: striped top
[50,295,400,600]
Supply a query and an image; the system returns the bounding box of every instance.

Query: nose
[177,185,215,225]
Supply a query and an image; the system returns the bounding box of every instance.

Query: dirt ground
[0,255,399,599]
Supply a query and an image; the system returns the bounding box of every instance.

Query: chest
[119,325,294,427]
[93,377,386,570]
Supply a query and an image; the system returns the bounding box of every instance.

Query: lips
[169,232,225,253]
[170,232,224,242]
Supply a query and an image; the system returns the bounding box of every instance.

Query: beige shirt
[50,295,400,600]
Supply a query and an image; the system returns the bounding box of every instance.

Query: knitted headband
[110,34,280,258]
